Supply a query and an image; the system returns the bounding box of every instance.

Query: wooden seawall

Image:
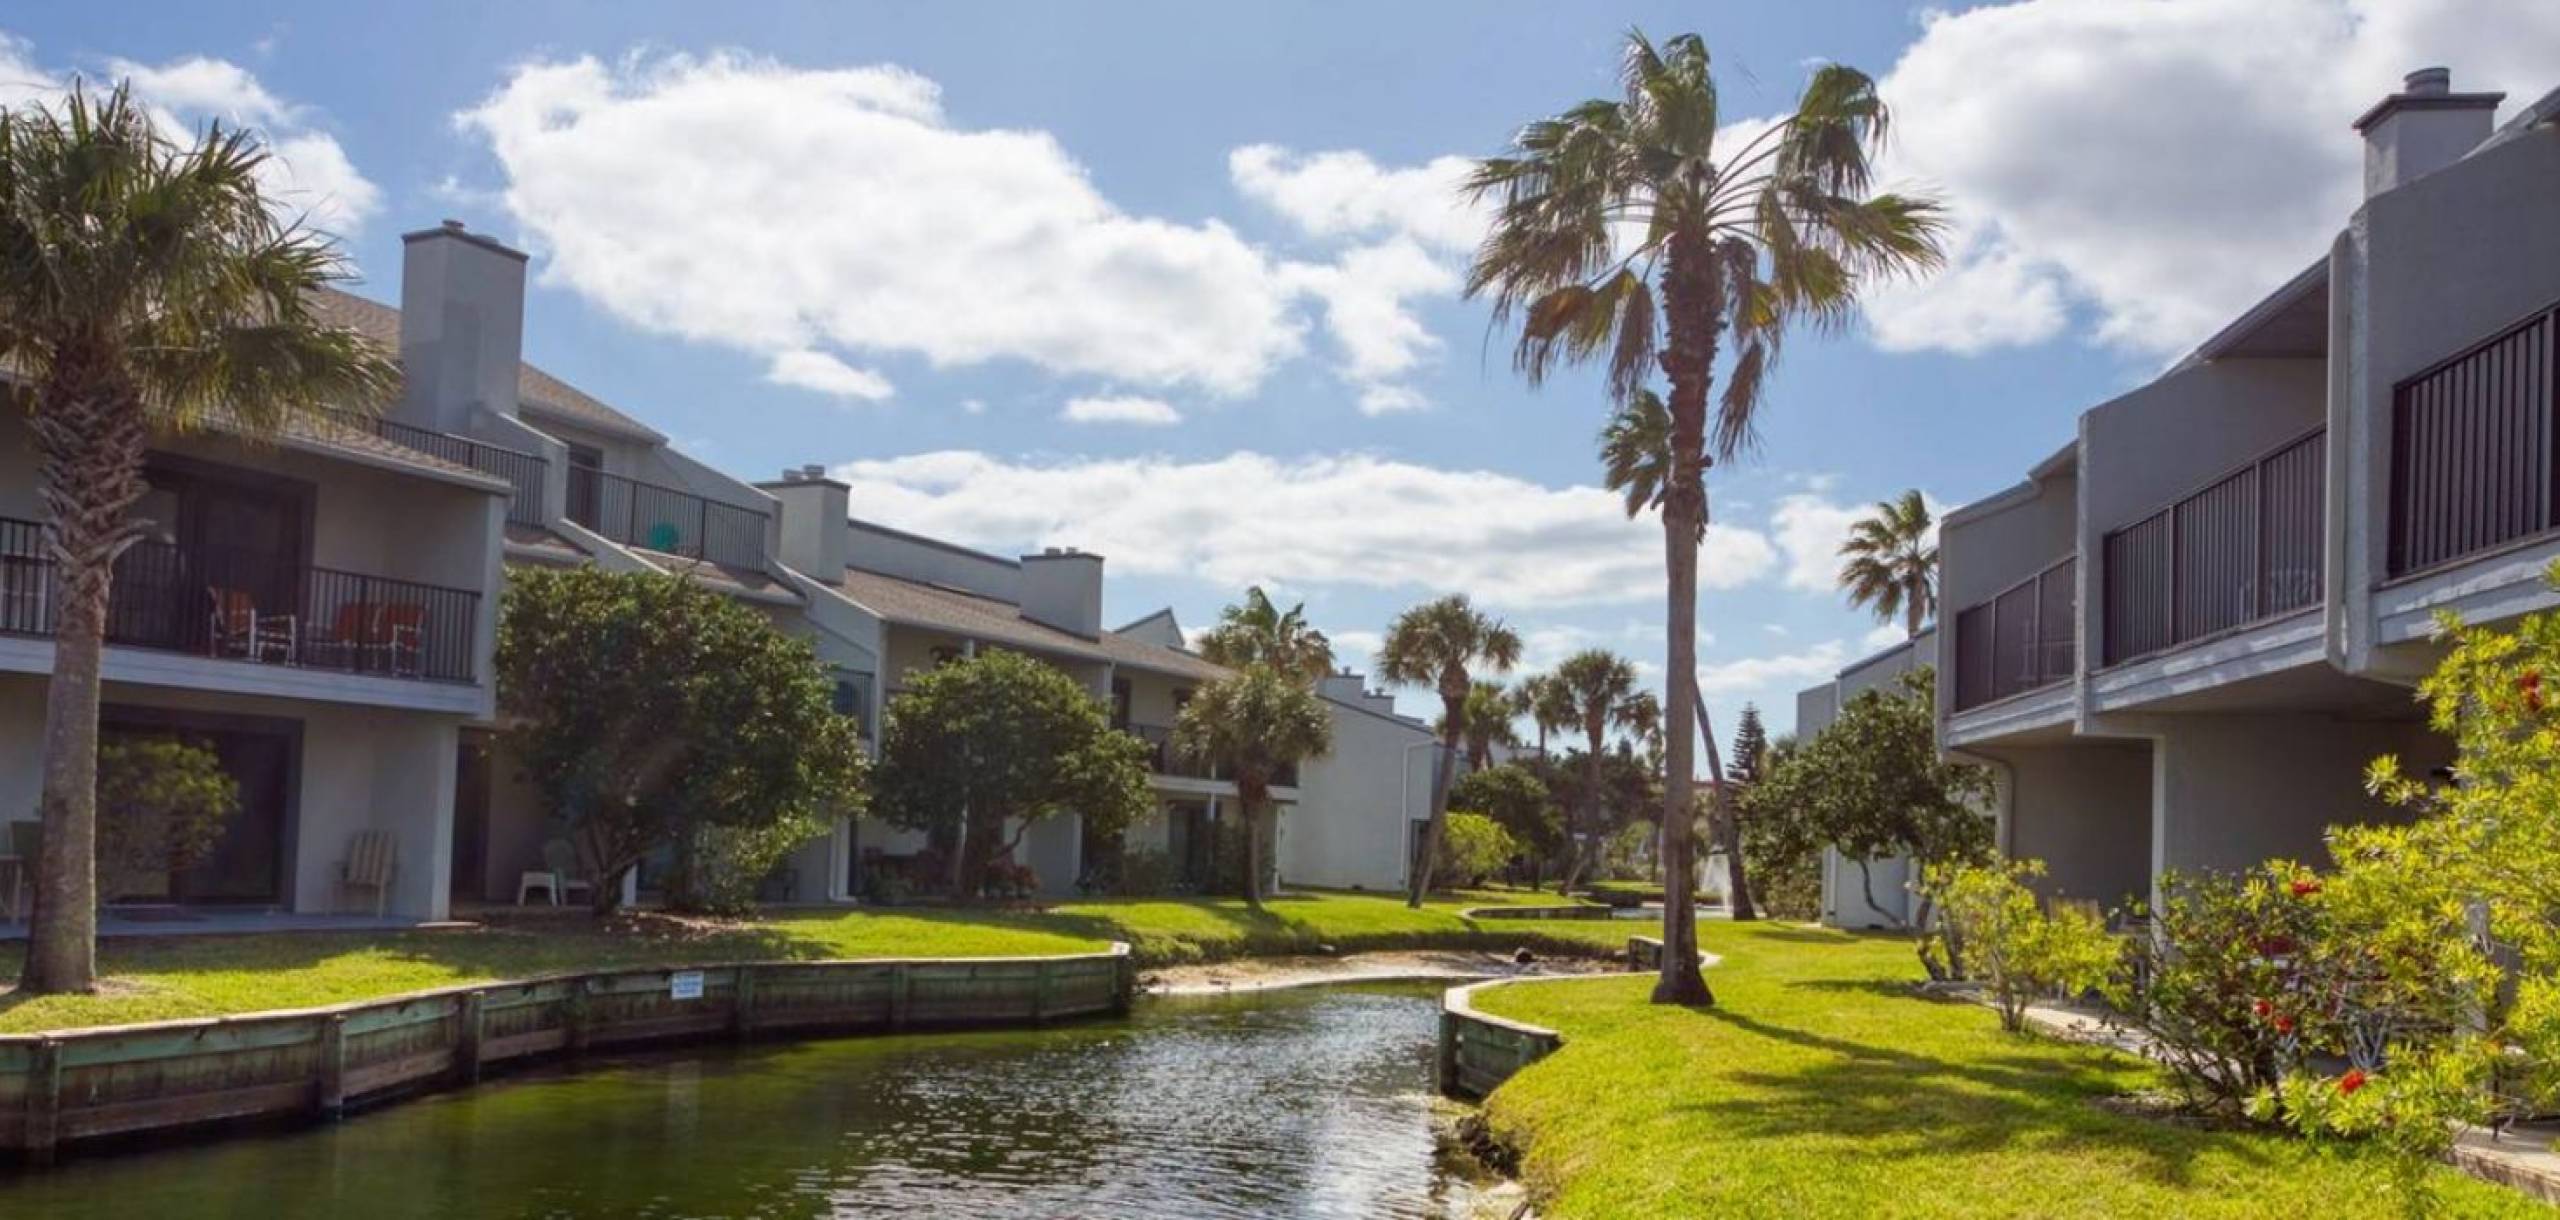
[0,944,1134,1165]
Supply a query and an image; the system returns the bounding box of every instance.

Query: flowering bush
[1922,859,2120,1033]
[2110,864,2347,1117]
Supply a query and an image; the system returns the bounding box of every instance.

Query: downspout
[1400,738,1438,888]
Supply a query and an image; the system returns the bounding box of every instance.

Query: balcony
[2388,302,2557,577]
[566,466,769,570]
[1123,722,1296,788]
[2102,428,2325,664]
[0,517,481,684]
[339,412,549,529]
[1952,555,2075,712]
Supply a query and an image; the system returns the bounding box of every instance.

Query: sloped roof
[310,287,667,444]
[268,412,503,490]
[833,565,1226,680]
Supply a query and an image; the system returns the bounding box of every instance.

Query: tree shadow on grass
[1657,1003,2278,1192]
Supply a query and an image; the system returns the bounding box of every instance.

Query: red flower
[2257,935,2297,956]
[2289,878,2322,898]
[2524,671,2546,713]
[2273,1015,2296,1035]
[2251,998,2273,1019]
[2339,1069,2369,1095]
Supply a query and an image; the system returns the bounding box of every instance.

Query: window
[833,671,876,737]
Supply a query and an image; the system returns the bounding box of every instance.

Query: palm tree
[1378,594,1522,907]
[1440,679,1523,770]
[1466,30,1944,1005]
[1838,489,1938,638]
[1516,672,1577,757]
[1550,650,1659,895]
[2,87,397,993]
[1196,586,1335,685]
[1173,665,1333,909]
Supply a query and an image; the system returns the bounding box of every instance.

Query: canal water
[2,982,1488,1219]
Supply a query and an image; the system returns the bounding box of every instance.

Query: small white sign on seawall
[670,969,705,1001]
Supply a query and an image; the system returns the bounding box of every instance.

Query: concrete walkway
[0,909,445,941]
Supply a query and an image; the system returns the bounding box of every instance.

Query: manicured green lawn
[1473,922,2543,1219]
[0,888,1626,1033]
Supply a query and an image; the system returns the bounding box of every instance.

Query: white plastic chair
[337,829,397,916]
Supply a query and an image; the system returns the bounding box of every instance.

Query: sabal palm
[1196,585,1334,685]
[1838,489,1937,638]
[1467,29,1943,1005]
[1173,665,1333,909]
[1550,650,1655,892]
[1378,594,1522,907]
[1,87,396,993]
[1443,679,1523,770]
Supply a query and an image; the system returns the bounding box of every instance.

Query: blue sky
[9,1,2556,743]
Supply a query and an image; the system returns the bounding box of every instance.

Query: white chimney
[756,466,851,578]
[395,220,528,435]
[1318,673,1368,704]
[1018,548,1104,637]
[2354,67,2502,197]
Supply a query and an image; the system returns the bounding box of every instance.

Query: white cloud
[1280,237,1456,409]
[829,449,1779,609]
[1228,144,1487,254]
[459,52,1306,396]
[765,348,895,403]
[1060,394,1181,426]
[0,37,380,238]
[1862,0,2560,354]
[1862,623,1910,650]
[960,398,988,416]
[1770,488,1942,595]
[1696,640,1850,696]
[1326,628,1385,670]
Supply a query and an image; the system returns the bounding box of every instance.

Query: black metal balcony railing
[566,466,769,570]
[2389,302,2558,577]
[1122,722,1296,788]
[337,412,550,529]
[0,517,480,684]
[1952,555,2075,712]
[2102,428,2326,665]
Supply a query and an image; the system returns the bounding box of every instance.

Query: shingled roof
[310,286,667,444]
[833,565,1226,680]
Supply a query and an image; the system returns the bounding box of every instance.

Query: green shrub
[1923,859,2118,1033]
[96,738,239,901]
[1439,811,1519,888]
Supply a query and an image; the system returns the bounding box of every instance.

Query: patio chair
[208,586,295,664]
[336,829,397,917]
[304,601,377,672]
[544,839,595,908]
[370,602,427,676]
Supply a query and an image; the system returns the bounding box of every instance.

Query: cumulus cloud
[1862,0,2560,354]
[1228,144,1487,254]
[1863,622,1912,650]
[0,36,380,237]
[1060,394,1182,426]
[1696,640,1850,696]
[765,349,895,403]
[829,449,1779,609]
[459,52,1306,396]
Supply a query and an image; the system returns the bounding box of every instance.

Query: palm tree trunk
[1649,234,1717,1007]
[1406,722,1460,908]
[1240,781,1267,910]
[22,357,152,994]
[1906,580,1925,639]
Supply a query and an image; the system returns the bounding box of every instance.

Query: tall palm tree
[1,87,396,993]
[1173,665,1333,909]
[1196,585,1335,685]
[1838,489,1938,639]
[1378,594,1522,907]
[1440,679,1523,770]
[1516,672,1577,758]
[1550,650,1659,895]
[1466,30,1944,1005]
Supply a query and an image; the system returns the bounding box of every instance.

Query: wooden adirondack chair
[337,829,398,917]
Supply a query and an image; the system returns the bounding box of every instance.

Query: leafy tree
[1438,679,1524,770]
[1754,667,1991,973]
[1548,650,1660,894]
[1467,30,1945,1003]
[3,87,398,992]
[1451,762,1559,885]
[874,649,1149,901]
[1552,743,1662,894]
[1196,586,1334,685]
[498,566,866,913]
[1738,733,1820,919]
[1173,664,1333,908]
[1700,701,1769,921]
[1925,858,2119,1033]
[95,738,239,901]
[1839,489,1938,638]
[1437,812,1520,889]
[1379,594,1522,906]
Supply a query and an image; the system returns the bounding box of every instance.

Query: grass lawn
[1473,922,2544,1219]
[0,887,1627,1033]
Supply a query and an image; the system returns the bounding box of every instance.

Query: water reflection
[3,983,1477,1219]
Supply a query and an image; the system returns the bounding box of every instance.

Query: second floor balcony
[1123,721,1297,788]
[344,414,550,530]
[2102,427,2326,665]
[567,466,770,571]
[0,516,482,684]
[2388,300,2557,578]
[1952,555,2075,713]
